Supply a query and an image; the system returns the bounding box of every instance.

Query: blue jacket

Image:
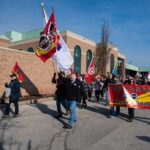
[9,79,21,101]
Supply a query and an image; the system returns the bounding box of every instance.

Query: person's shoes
[107,115,112,118]
[128,118,133,122]
[64,124,72,129]
[66,111,69,116]
[114,113,119,117]
[104,103,107,106]
[55,114,62,119]
[2,115,9,119]
[13,114,18,118]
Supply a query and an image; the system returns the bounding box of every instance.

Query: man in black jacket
[64,73,83,129]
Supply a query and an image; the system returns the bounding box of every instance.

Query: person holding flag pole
[39,3,73,119]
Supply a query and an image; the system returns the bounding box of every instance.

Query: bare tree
[95,21,111,75]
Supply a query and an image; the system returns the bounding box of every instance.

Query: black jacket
[65,79,83,101]
[8,79,21,101]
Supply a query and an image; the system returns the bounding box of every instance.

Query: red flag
[84,59,94,84]
[35,9,58,62]
[12,62,24,82]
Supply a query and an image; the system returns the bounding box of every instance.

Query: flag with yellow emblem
[35,9,58,62]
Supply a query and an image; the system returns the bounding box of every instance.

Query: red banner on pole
[12,62,24,82]
[84,59,94,84]
[108,84,150,109]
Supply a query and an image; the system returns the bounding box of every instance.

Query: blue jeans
[67,100,77,126]
[56,95,68,115]
[104,89,108,104]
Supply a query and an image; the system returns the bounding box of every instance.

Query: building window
[86,49,92,71]
[27,47,34,53]
[74,45,81,73]
[110,54,114,73]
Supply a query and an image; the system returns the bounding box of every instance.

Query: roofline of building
[125,63,150,72]
[9,38,39,47]
[0,46,34,55]
[10,29,97,47]
[61,30,97,46]
[0,35,10,41]
[118,52,126,59]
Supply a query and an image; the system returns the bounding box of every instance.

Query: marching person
[107,75,120,118]
[94,77,101,102]
[123,77,135,122]
[82,79,88,108]
[64,73,84,129]
[2,74,21,118]
[52,72,68,118]
[87,83,92,101]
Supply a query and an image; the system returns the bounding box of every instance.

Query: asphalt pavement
[0,97,150,150]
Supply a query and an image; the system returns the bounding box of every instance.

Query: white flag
[53,34,73,71]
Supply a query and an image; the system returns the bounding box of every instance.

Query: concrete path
[0,98,150,150]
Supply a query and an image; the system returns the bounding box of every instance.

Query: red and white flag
[35,8,58,62]
[40,4,73,70]
[84,59,94,84]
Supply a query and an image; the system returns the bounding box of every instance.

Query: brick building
[0,29,125,97]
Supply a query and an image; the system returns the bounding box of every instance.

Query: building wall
[9,40,38,51]
[0,39,10,47]
[9,34,96,74]
[0,47,56,99]
[1,30,125,79]
[65,35,96,74]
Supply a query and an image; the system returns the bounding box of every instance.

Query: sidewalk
[0,97,150,150]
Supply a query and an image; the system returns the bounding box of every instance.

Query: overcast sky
[0,0,150,67]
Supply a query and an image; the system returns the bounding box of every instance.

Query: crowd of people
[52,71,150,128]
[1,71,150,128]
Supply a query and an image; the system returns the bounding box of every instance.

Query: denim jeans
[67,100,77,126]
[104,90,108,104]
[56,95,68,115]
[109,106,115,116]
[109,106,120,116]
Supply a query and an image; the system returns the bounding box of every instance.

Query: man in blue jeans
[64,73,83,129]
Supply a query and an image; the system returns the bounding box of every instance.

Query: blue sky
[0,0,150,66]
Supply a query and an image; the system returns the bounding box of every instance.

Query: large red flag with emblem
[84,59,94,84]
[35,9,58,62]
[12,62,24,82]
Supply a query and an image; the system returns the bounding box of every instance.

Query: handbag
[5,87,11,97]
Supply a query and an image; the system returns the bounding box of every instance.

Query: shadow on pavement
[29,102,67,127]
[84,105,109,116]
[85,105,130,121]
[134,117,150,124]
[136,136,150,143]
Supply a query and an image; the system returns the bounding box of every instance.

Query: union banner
[108,84,150,109]
[35,9,58,62]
